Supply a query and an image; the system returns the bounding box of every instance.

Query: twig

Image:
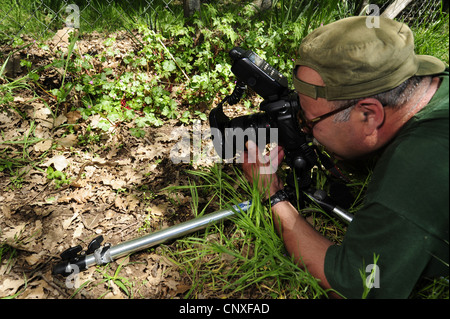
[153,31,190,82]
[33,271,70,298]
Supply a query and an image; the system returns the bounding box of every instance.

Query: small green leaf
[162,60,176,72]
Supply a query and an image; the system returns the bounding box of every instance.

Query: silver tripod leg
[85,201,252,268]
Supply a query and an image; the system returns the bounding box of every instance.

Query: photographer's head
[293,16,445,160]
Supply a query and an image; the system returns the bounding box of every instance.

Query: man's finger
[245,140,260,164]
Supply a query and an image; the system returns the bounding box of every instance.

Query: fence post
[184,0,201,17]
[381,0,413,19]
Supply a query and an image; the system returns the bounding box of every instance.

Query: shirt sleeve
[324,202,434,299]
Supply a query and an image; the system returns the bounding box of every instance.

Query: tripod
[52,179,353,277]
[52,201,251,277]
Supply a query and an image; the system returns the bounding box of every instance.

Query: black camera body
[228,47,289,100]
[209,47,317,189]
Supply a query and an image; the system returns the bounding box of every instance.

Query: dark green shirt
[324,72,449,298]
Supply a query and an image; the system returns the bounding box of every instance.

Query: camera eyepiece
[209,47,318,179]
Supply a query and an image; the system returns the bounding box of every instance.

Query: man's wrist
[264,189,290,207]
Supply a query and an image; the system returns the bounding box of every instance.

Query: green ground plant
[4,1,448,134]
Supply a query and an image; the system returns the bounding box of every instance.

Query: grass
[162,164,353,298]
[0,0,162,44]
[0,45,35,111]
[0,56,48,186]
[411,11,449,64]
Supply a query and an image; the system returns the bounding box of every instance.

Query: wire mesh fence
[0,1,447,55]
[377,0,447,25]
[1,0,447,47]
[0,0,179,48]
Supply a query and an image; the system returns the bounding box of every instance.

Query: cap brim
[416,55,446,76]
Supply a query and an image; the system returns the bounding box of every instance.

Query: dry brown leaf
[34,140,53,152]
[57,134,77,147]
[21,282,46,299]
[73,223,84,238]
[126,194,140,211]
[165,278,179,290]
[34,123,52,139]
[114,196,126,210]
[148,204,167,221]
[44,154,69,171]
[54,114,67,127]
[69,188,92,203]
[109,281,125,298]
[0,223,27,243]
[66,110,82,124]
[103,176,126,190]
[53,155,69,171]
[0,204,12,219]
[175,284,191,295]
[33,205,57,217]
[13,96,25,103]
[26,172,47,185]
[0,278,25,297]
[24,251,45,266]
[62,212,78,229]
[33,103,51,120]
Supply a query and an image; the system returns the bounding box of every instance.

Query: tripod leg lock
[94,243,113,265]
[52,236,106,277]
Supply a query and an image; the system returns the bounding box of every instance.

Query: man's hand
[242,140,335,294]
[241,140,285,199]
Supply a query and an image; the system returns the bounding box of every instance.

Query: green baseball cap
[294,16,447,100]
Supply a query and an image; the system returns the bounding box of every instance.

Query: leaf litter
[0,30,242,299]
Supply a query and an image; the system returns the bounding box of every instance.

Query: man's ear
[355,98,385,135]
